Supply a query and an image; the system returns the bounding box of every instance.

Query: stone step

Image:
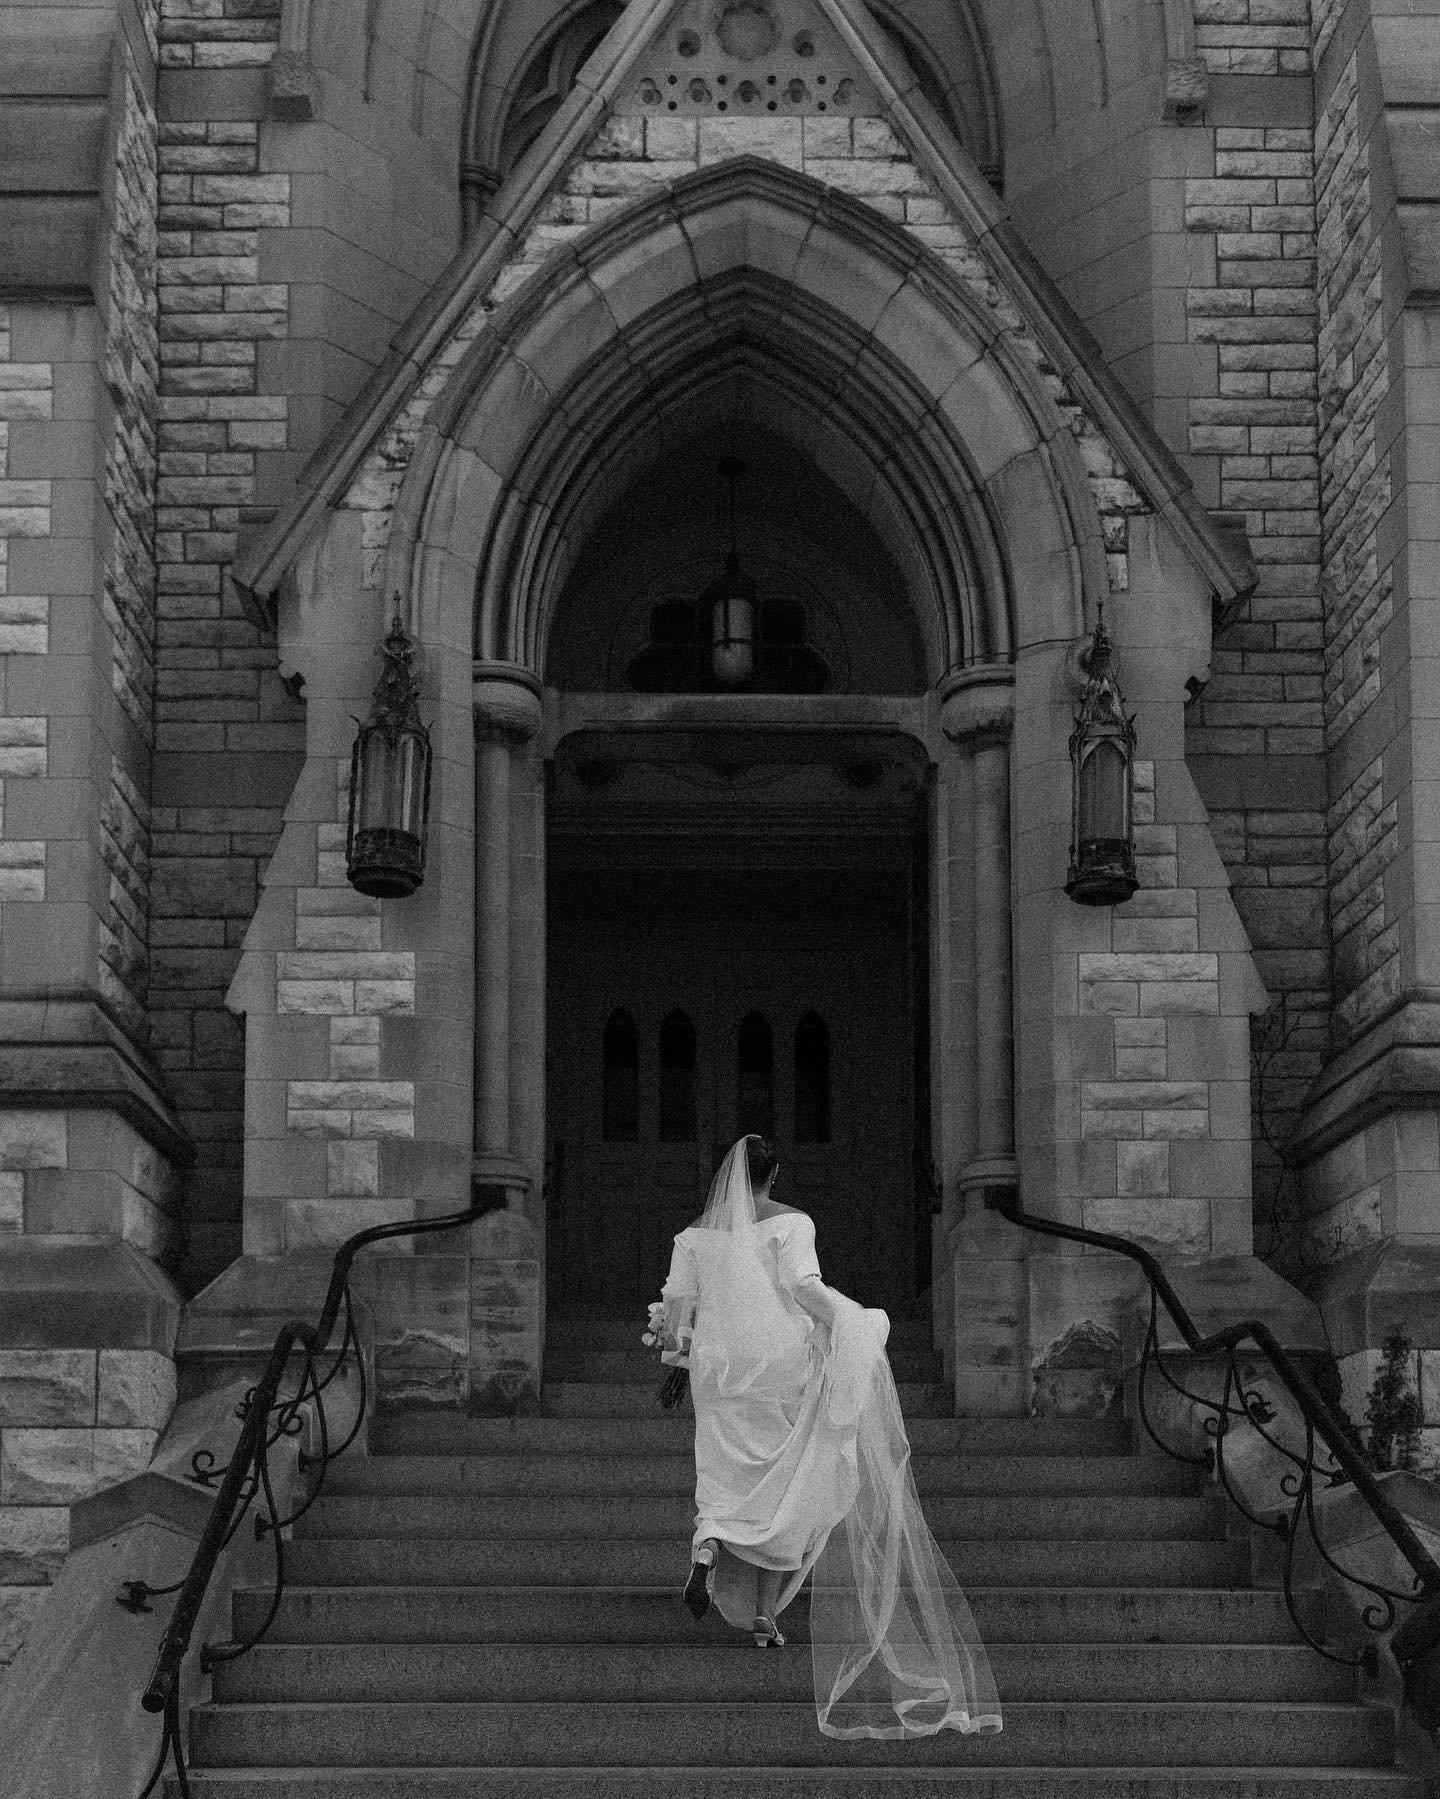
[326,1451,1202,1499]
[188,1700,1393,1770]
[296,1493,1223,1544]
[546,1318,938,1351]
[281,1536,1251,1590]
[213,1640,1349,1707]
[540,1380,953,1417]
[371,1412,1137,1459]
[235,1584,1326,1648]
[544,1347,943,1383]
[168,1771,1435,1798]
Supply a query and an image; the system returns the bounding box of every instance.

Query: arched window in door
[794,1012,831,1143]
[659,1009,697,1141]
[602,1009,639,1141]
[736,1011,774,1140]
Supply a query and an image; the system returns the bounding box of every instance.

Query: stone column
[470,669,544,1411]
[937,668,1025,1414]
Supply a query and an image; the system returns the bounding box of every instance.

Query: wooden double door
[547,896,915,1318]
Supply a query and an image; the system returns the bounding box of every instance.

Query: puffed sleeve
[777,1214,822,1292]
[662,1233,698,1299]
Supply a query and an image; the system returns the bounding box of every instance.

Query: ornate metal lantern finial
[1065,604,1139,906]
[345,602,432,900]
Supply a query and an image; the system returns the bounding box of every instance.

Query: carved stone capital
[938,665,1015,746]
[473,666,543,744]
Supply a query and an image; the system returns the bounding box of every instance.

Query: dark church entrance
[545,737,928,1320]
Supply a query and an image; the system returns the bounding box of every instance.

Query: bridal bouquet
[642,1299,692,1410]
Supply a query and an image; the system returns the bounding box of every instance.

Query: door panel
[548,912,913,1317]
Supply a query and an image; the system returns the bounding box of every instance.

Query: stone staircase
[176,1318,1433,1794]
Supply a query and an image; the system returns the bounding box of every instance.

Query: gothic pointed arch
[391,158,1113,680]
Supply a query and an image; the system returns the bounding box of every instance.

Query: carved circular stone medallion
[715,1,779,61]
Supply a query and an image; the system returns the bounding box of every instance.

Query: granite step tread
[233,1584,1325,1648]
[544,1348,943,1382]
[280,1536,1251,1590]
[294,1493,1224,1543]
[538,1381,954,1417]
[187,1700,1395,1770]
[169,1772,1435,1797]
[371,1413,1136,1457]
[213,1640,1349,1706]
[324,1452,1202,1499]
[545,1319,938,1350]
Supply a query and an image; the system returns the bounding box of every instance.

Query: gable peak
[616,0,881,120]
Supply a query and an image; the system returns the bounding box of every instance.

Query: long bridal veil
[811,1290,1002,1738]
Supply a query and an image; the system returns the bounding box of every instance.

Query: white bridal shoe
[752,1613,785,1649]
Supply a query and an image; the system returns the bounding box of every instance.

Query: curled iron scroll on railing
[118,1198,489,1799]
[989,1187,1440,1706]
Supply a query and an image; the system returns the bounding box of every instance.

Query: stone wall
[151,103,299,1286]
[0,1343,174,1671]
[1175,47,1330,1247]
[1314,51,1395,1047]
[1192,0,1311,77]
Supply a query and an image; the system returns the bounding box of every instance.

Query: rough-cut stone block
[355,981,415,1014]
[1079,953,1217,984]
[0,1506,67,1584]
[97,1350,176,1430]
[0,1172,20,1232]
[1140,981,1221,1015]
[277,979,353,1015]
[1084,1196,1207,1254]
[1083,1080,1208,1110]
[353,1108,414,1140]
[0,1351,95,1426]
[0,1428,93,1504]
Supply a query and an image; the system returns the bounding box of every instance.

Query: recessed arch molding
[394,157,1108,684]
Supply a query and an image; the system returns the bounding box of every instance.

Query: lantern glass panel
[1078,737,1129,843]
[393,730,427,838]
[356,729,394,833]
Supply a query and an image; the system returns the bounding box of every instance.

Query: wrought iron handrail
[989,1187,1440,1683]
[123,1197,489,1798]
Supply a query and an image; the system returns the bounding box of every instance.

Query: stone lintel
[1312,1237,1440,1359]
[1291,993,1440,1168]
[0,1241,182,1353]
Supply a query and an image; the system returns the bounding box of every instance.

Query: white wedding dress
[661,1141,1002,1740]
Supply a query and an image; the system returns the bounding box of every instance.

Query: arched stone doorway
[441,160,1072,1352]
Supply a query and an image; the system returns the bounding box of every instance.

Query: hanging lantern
[345,605,432,900]
[706,457,757,688]
[705,552,756,687]
[1065,608,1138,906]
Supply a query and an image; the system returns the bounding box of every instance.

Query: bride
[659,1134,1002,1739]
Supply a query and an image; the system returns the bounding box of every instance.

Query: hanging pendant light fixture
[702,456,756,688]
[345,603,433,899]
[1065,605,1139,906]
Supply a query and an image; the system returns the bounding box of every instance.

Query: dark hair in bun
[745,1135,779,1189]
